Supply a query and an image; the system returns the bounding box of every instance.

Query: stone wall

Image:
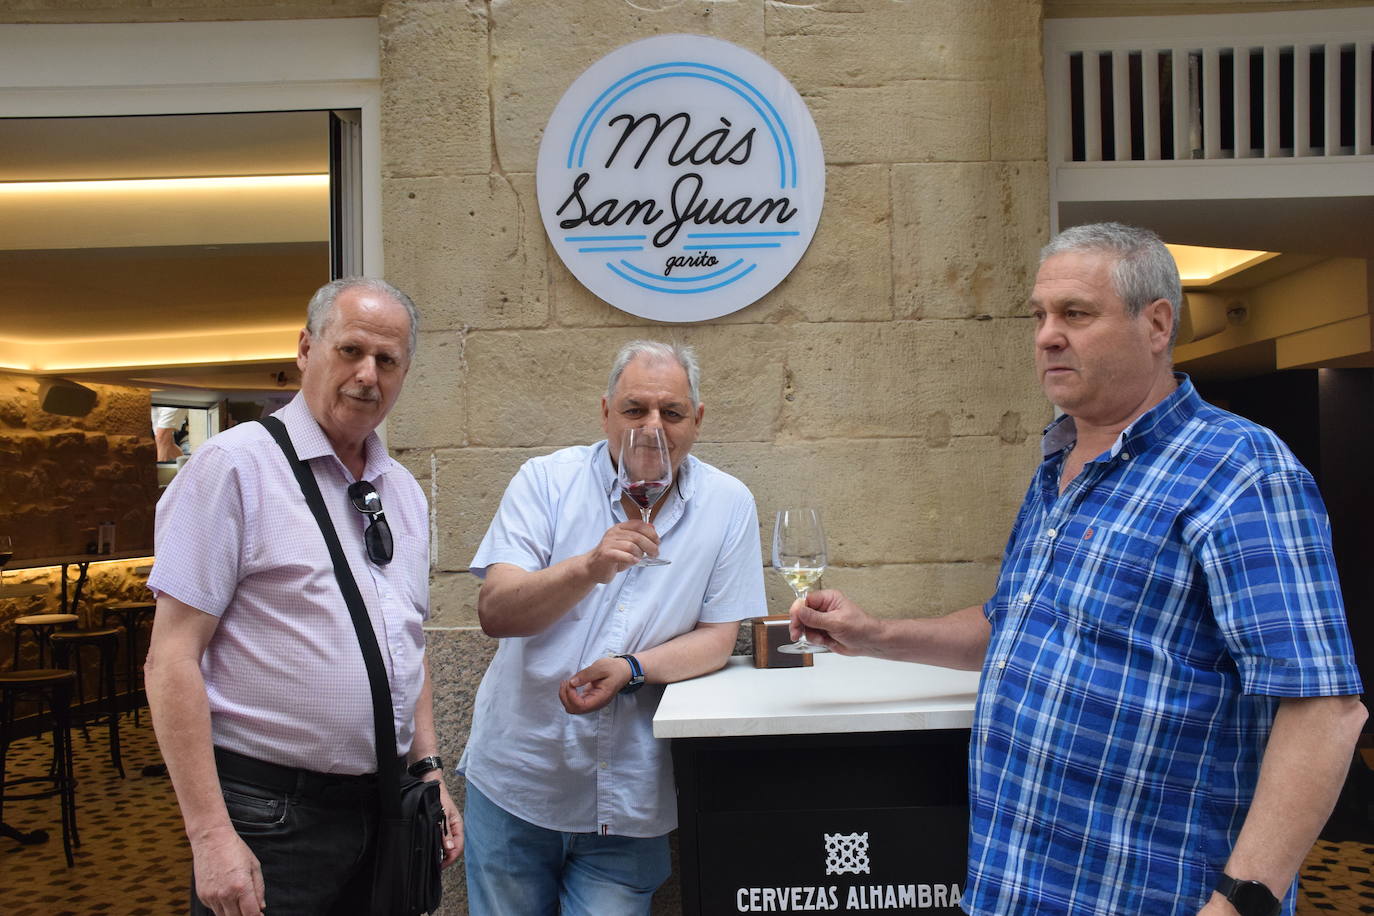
[381,0,1051,631]
[0,372,158,561]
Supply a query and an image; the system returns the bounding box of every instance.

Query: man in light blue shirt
[460,340,767,915]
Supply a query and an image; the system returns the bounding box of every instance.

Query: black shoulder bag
[259,416,445,916]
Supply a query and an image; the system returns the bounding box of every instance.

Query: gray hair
[305,277,420,357]
[1040,222,1182,346]
[606,340,701,407]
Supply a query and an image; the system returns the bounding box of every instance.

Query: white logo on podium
[824,832,870,876]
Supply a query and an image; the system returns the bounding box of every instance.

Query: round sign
[536,34,826,323]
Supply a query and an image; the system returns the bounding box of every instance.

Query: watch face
[1231,880,1280,916]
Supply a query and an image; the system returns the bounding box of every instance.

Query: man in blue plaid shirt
[790,223,1366,916]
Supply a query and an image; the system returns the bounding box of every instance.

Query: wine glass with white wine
[617,427,673,567]
[773,508,828,654]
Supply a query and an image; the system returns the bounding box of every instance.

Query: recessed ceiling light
[1166,243,1279,286]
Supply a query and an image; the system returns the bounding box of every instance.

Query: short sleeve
[697,480,768,624]
[146,443,248,617]
[1200,468,1363,698]
[469,459,556,578]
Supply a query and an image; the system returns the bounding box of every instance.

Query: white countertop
[652,653,981,739]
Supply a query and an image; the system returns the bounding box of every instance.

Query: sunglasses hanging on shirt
[347,480,394,566]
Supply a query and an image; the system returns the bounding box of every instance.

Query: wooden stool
[49,629,124,778]
[11,614,79,669]
[100,602,155,726]
[0,668,79,866]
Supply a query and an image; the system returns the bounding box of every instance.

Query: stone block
[708,164,892,325]
[384,173,549,331]
[769,319,1047,442]
[766,0,1007,87]
[695,437,1031,567]
[546,252,652,329]
[990,76,1048,162]
[461,326,789,449]
[892,161,1049,319]
[380,0,491,178]
[806,80,990,165]
[388,446,433,486]
[428,569,481,627]
[462,330,624,448]
[387,329,469,450]
[489,0,765,174]
[432,445,554,571]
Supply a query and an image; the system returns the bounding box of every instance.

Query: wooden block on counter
[750,615,813,668]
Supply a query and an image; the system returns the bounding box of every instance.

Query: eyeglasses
[347,480,393,566]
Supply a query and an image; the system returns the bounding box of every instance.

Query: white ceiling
[0,111,330,181]
[1,111,331,394]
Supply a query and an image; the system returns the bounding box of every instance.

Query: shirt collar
[596,439,699,502]
[1040,372,1200,462]
[275,393,392,482]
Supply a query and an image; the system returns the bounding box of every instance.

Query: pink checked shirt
[148,394,430,775]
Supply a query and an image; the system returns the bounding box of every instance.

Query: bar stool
[0,668,79,866]
[11,614,80,669]
[49,629,123,778]
[100,602,155,726]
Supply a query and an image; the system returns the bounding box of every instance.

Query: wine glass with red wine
[617,427,672,567]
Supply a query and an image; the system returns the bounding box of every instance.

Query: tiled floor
[1,722,1371,915]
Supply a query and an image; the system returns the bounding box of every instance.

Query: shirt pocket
[1055,522,1158,632]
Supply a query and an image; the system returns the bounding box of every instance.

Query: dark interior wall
[1317,370,1374,722]
[1196,368,1372,729]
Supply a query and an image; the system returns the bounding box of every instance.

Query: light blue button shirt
[460,441,767,836]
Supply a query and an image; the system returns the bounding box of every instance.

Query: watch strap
[616,654,645,694]
[407,755,444,778]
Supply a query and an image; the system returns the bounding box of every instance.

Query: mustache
[340,386,380,402]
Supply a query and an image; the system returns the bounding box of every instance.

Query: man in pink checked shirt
[145,278,462,916]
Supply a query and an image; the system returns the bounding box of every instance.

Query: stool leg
[103,643,124,778]
[123,622,137,725]
[1,686,9,826]
[52,684,77,865]
[52,641,90,743]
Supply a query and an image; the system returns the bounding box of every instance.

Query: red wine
[0,552,11,566]
[625,480,667,510]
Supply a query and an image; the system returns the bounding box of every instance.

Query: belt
[213,747,401,801]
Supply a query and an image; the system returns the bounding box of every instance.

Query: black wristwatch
[1215,874,1281,916]
[407,755,444,778]
[617,654,645,694]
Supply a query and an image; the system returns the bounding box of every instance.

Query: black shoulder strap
[257,416,402,817]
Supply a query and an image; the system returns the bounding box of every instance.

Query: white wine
[779,565,824,595]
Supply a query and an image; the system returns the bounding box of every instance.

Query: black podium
[671,728,971,914]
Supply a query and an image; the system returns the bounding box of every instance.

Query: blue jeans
[190,773,379,916]
[464,781,671,916]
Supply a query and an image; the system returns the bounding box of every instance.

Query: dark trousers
[191,748,382,916]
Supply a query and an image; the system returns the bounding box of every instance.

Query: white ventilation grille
[1047,16,1374,164]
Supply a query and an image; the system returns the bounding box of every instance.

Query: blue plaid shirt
[963,375,1363,916]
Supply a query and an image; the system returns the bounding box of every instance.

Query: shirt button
[1046,528,1057,539]
[599,761,608,769]
[1021,592,1032,603]
[996,659,1007,670]
[1122,453,1132,461]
